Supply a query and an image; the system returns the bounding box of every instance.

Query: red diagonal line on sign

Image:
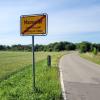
[22,16,45,34]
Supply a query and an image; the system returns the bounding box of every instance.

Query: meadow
[0,51,66,100]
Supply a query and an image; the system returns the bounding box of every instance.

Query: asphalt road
[59,53,100,100]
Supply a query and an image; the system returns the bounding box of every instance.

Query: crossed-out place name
[22,15,45,34]
[24,20,42,24]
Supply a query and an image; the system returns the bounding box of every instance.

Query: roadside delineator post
[20,13,48,91]
[47,55,51,67]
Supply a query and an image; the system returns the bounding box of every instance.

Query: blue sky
[0,0,100,45]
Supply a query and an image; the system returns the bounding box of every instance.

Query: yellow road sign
[20,14,47,35]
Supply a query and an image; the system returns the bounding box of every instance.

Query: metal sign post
[32,36,35,90]
[20,13,48,91]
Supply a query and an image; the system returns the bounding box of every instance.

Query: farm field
[0,51,66,80]
[0,51,67,100]
[80,52,100,65]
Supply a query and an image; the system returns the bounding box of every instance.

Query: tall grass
[80,52,100,65]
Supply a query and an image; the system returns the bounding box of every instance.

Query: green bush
[92,47,97,55]
[79,42,91,53]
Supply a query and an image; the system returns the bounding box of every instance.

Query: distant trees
[0,45,31,52]
[0,45,6,50]
[0,41,100,53]
[0,45,11,51]
[78,42,91,53]
[34,42,76,51]
[76,41,100,54]
[0,41,76,52]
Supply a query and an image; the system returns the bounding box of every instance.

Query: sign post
[20,13,48,91]
[32,36,35,90]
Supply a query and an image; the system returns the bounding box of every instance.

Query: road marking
[22,16,45,34]
[59,65,67,100]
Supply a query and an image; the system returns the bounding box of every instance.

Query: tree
[53,43,61,51]
[0,45,6,50]
[79,42,92,53]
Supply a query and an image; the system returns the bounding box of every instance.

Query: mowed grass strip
[0,51,67,100]
[80,52,100,65]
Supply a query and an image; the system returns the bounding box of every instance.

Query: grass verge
[0,60,62,100]
[0,51,67,100]
[80,52,100,65]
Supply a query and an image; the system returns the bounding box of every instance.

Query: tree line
[0,41,100,53]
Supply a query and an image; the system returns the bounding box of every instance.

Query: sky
[0,0,100,45]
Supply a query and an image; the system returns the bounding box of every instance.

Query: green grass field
[80,52,100,65]
[0,51,66,100]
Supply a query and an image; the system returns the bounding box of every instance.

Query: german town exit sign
[20,14,48,36]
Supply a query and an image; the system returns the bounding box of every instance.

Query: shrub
[92,47,97,55]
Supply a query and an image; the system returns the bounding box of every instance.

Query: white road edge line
[59,66,67,100]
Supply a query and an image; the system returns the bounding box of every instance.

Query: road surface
[59,53,100,100]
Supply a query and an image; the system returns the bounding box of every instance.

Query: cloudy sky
[0,0,100,45]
